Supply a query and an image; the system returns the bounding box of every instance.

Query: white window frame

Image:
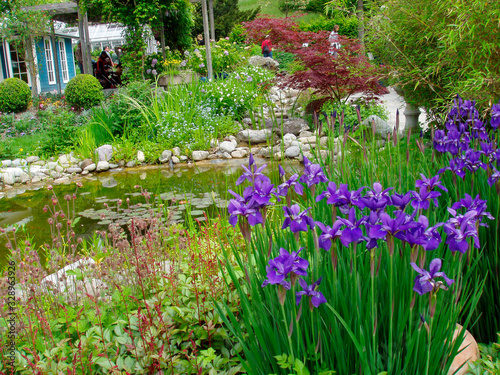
[44,37,56,85]
[4,42,31,86]
[58,39,69,83]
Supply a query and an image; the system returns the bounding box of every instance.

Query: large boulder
[95,145,114,162]
[219,141,236,154]
[237,129,273,144]
[248,56,279,71]
[361,115,394,139]
[263,118,309,136]
[159,150,172,164]
[447,324,480,375]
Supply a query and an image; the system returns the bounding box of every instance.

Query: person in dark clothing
[197,34,205,46]
[261,35,272,58]
[95,51,113,88]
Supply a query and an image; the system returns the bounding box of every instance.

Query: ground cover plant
[218,98,500,373]
[0,186,247,374]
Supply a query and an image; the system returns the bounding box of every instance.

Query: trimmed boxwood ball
[65,74,103,109]
[0,78,31,113]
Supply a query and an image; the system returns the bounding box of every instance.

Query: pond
[0,158,299,266]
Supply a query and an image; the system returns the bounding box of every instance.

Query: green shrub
[65,74,103,109]
[0,78,31,113]
[300,15,358,39]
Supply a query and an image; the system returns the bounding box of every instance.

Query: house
[0,33,77,94]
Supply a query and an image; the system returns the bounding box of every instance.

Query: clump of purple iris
[300,156,328,189]
[262,248,309,291]
[151,58,157,67]
[490,103,500,128]
[410,258,454,296]
[296,277,327,311]
[282,204,315,233]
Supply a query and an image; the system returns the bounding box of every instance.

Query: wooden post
[83,11,92,75]
[208,0,215,42]
[50,21,62,94]
[200,0,212,80]
[160,17,166,60]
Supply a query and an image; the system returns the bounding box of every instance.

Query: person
[103,46,115,67]
[328,25,341,57]
[75,42,83,74]
[95,51,113,88]
[196,34,205,46]
[261,35,272,58]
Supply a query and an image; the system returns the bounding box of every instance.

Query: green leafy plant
[65,74,104,110]
[0,77,31,113]
[468,333,500,374]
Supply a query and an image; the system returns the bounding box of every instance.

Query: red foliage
[243,17,388,104]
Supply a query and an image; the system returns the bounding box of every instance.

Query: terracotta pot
[447,324,479,375]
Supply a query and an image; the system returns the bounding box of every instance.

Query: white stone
[95,145,114,162]
[291,140,301,148]
[231,150,245,158]
[1,160,12,167]
[55,166,64,173]
[219,141,236,154]
[9,168,23,177]
[361,115,394,139]
[180,155,188,161]
[222,152,232,159]
[84,163,96,172]
[237,129,273,143]
[126,161,136,168]
[283,133,297,147]
[26,156,40,163]
[299,131,314,138]
[20,173,30,183]
[159,150,172,163]
[210,139,219,148]
[58,155,69,165]
[172,156,180,164]
[96,161,110,172]
[66,167,83,174]
[137,151,145,163]
[172,147,181,156]
[285,146,301,158]
[2,172,15,185]
[31,176,41,183]
[47,162,59,170]
[192,151,209,161]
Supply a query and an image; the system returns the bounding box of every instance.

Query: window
[9,47,29,84]
[44,37,56,84]
[58,40,69,83]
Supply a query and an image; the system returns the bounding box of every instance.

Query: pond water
[0,158,299,266]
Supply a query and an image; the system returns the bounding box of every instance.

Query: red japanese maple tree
[243,17,387,104]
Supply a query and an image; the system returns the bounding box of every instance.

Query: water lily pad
[189,210,204,216]
[79,192,91,196]
[195,216,207,222]
[97,220,112,225]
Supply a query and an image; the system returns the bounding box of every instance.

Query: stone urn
[447,324,480,375]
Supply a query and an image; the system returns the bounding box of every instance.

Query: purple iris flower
[438,158,466,179]
[443,209,480,253]
[390,192,413,212]
[315,220,343,251]
[324,184,365,213]
[463,149,487,173]
[451,194,494,226]
[490,103,500,128]
[252,177,276,207]
[360,182,393,213]
[337,208,365,247]
[282,204,315,233]
[296,277,327,308]
[417,215,443,251]
[300,156,328,187]
[316,181,337,203]
[277,173,303,197]
[261,248,309,289]
[410,186,442,210]
[433,129,447,153]
[394,222,428,248]
[364,223,388,249]
[236,154,267,185]
[410,258,454,296]
[415,174,448,193]
[487,167,500,186]
[380,211,417,236]
[227,188,263,227]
